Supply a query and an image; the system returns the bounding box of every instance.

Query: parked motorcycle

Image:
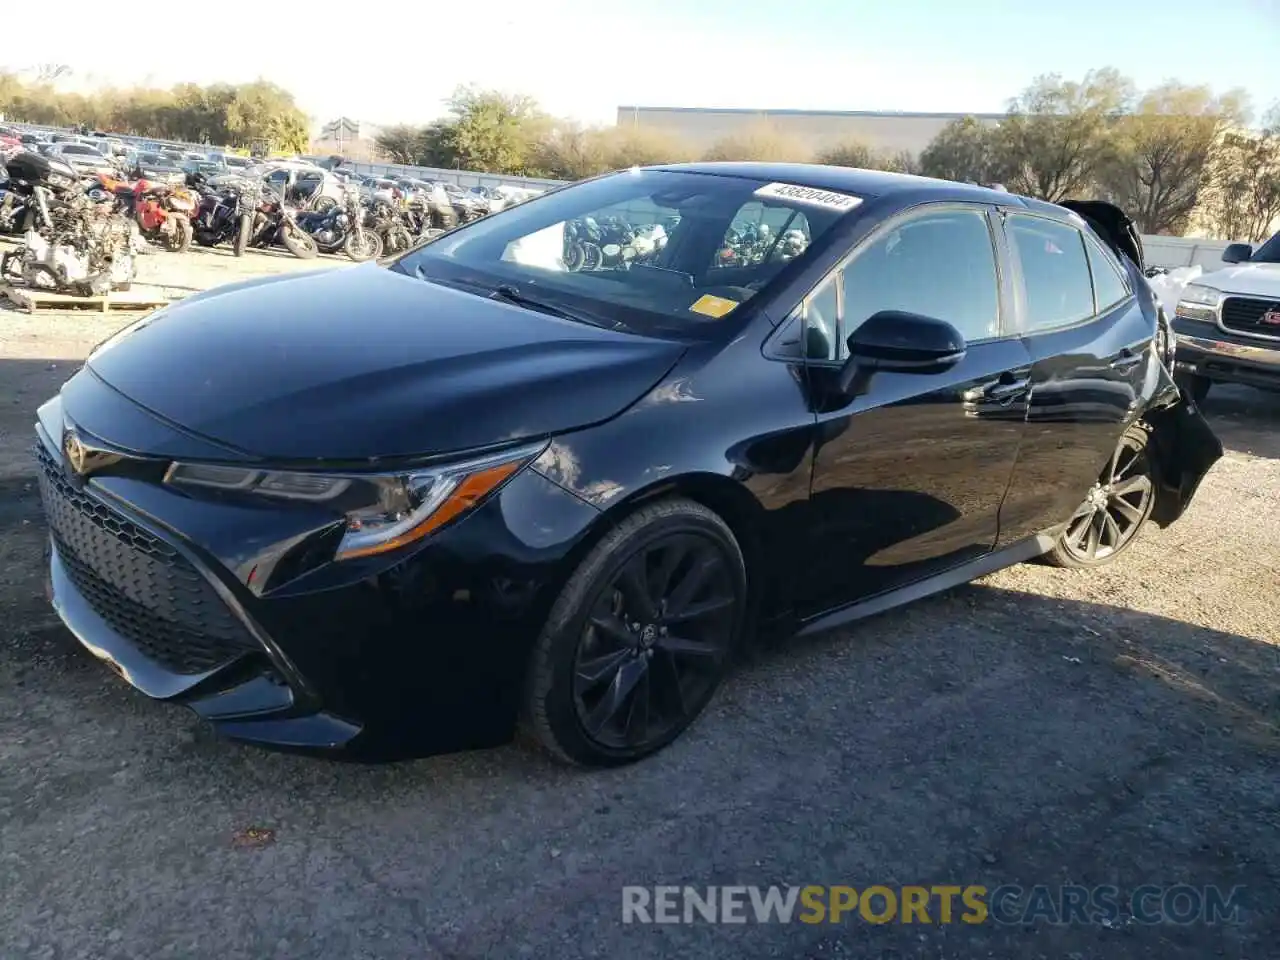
[295,188,379,261]
[370,201,412,256]
[192,178,255,252]
[0,151,138,295]
[240,181,318,259]
[94,174,195,252]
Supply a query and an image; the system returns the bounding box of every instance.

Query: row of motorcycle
[0,149,492,297]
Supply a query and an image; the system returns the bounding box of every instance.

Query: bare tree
[1198,110,1280,242]
[703,122,810,163]
[374,124,423,164]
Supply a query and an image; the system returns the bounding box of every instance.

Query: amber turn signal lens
[336,459,523,560]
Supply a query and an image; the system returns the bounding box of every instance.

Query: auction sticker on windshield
[689,294,740,318]
[754,183,863,213]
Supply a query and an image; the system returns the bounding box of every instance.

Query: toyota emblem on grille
[1261,307,1280,326]
[63,430,88,476]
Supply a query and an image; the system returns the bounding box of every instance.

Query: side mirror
[1222,243,1253,264]
[837,311,966,396]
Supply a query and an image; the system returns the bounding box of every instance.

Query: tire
[166,214,193,253]
[342,228,382,262]
[1042,424,1157,569]
[233,213,251,257]
[523,498,747,767]
[281,224,319,260]
[382,226,412,255]
[1175,372,1211,406]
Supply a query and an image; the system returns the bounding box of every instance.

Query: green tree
[919,116,999,183]
[0,75,309,152]
[995,68,1134,201]
[438,86,546,173]
[1099,83,1244,235]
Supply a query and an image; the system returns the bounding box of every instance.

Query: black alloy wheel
[1045,426,1156,568]
[524,499,746,766]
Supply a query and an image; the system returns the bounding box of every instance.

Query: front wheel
[1042,425,1156,569]
[166,214,193,253]
[343,227,382,262]
[523,499,746,767]
[281,223,318,260]
[233,213,251,257]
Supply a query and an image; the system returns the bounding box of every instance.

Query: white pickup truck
[1171,232,1280,402]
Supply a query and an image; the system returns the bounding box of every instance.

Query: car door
[790,203,1033,618]
[995,212,1153,546]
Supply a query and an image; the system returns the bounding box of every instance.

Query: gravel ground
[1,247,1277,959]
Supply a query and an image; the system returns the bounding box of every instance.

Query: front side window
[838,208,1001,353]
[392,170,857,338]
[1007,215,1094,332]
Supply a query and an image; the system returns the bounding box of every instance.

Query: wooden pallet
[0,282,171,315]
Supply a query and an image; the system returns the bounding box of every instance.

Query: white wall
[1141,235,1242,270]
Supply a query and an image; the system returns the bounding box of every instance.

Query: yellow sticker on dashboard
[689,294,739,318]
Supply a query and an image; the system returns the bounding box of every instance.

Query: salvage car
[34,163,1221,765]
[1170,230,1280,402]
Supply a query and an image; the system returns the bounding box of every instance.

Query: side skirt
[795,533,1058,639]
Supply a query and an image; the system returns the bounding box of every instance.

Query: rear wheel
[523,499,746,766]
[281,224,318,259]
[1043,425,1156,569]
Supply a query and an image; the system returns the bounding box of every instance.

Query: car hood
[84,265,685,463]
[1198,262,1280,298]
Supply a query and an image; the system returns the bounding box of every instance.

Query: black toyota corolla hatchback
[36,163,1222,765]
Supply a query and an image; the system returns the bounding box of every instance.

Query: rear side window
[1007,215,1094,331]
[1084,235,1131,312]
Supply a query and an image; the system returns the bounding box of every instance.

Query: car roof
[650,161,1049,210]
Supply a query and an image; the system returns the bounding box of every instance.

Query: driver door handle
[1110,348,1145,371]
[981,370,1030,405]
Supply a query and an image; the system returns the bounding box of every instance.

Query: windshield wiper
[403,267,624,331]
[488,284,621,330]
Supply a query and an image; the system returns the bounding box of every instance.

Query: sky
[10,0,1280,129]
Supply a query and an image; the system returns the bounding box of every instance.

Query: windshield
[60,145,97,156]
[390,169,858,337]
[1250,233,1280,263]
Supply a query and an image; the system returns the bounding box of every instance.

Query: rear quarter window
[1007,215,1095,332]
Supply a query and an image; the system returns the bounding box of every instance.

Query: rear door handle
[1110,348,1145,371]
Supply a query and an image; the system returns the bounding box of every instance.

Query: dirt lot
[1,246,1277,959]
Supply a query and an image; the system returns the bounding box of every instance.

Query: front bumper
[1173,317,1280,390]
[35,421,601,760]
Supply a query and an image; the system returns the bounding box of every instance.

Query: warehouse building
[615,106,1004,157]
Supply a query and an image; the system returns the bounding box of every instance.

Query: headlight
[164,440,547,561]
[1175,284,1223,322]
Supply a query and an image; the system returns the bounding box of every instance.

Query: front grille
[35,442,259,675]
[1220,297,1280,338]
